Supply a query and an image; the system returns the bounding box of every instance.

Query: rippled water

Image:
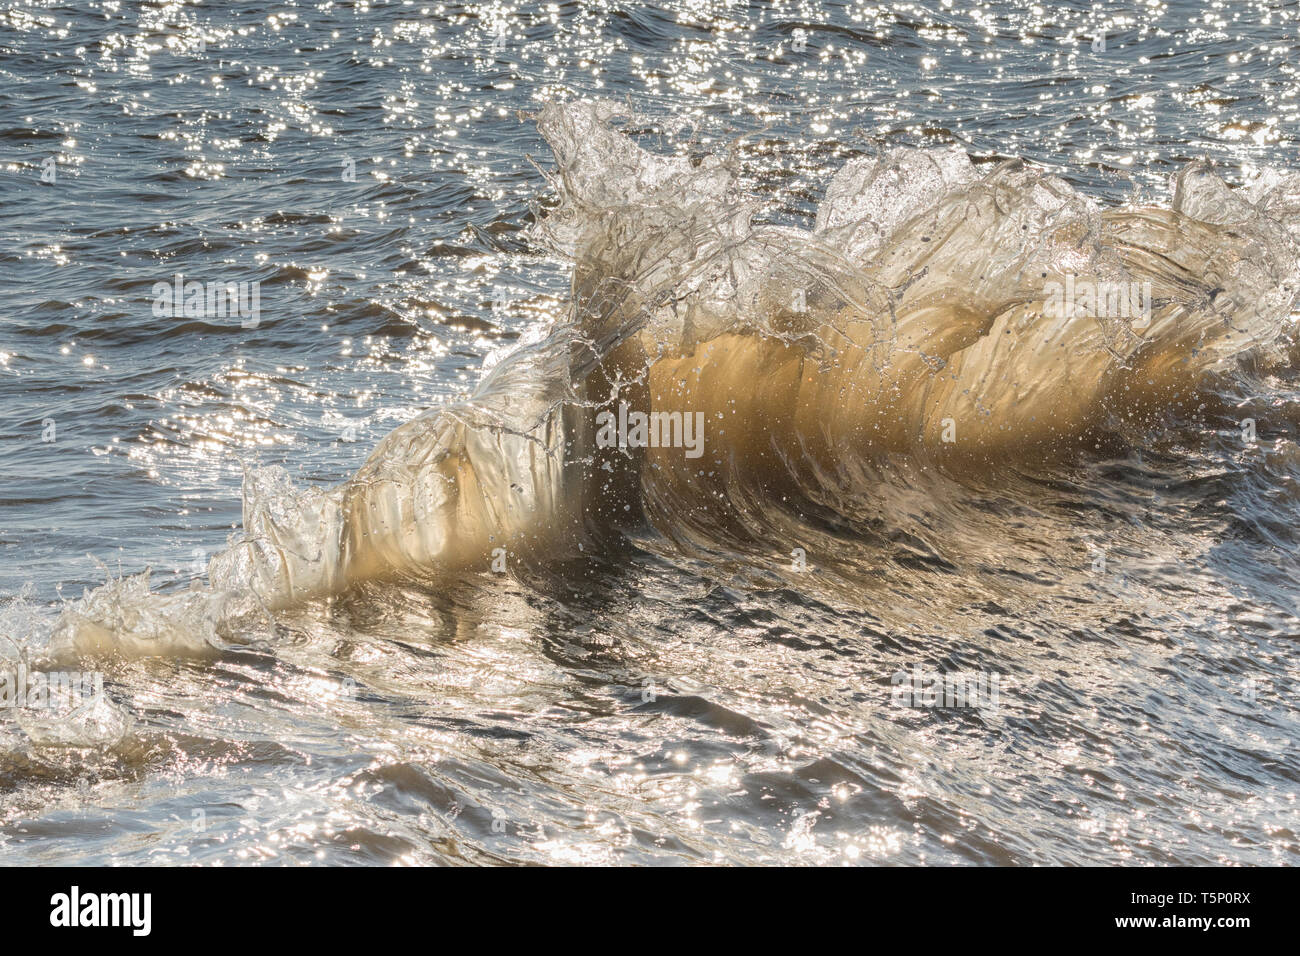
[2,0,1299,865]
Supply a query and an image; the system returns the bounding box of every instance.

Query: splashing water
[45,100,1300,663]
[4,1,1300,866]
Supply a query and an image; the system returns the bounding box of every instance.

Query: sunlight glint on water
[0,0,1298,865]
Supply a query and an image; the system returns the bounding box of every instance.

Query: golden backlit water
[1,0,1298,865]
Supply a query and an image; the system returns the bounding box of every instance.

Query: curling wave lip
[47,99,1300,661]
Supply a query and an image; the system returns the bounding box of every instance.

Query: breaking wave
[42,99,1300,661]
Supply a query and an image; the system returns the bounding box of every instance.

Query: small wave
[44,99,1300,660]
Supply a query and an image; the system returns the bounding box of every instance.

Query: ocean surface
[2,0,1299,865]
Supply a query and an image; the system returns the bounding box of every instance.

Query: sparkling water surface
[1,0,1298,865]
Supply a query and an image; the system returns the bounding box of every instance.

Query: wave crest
[45,99,1300,658]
